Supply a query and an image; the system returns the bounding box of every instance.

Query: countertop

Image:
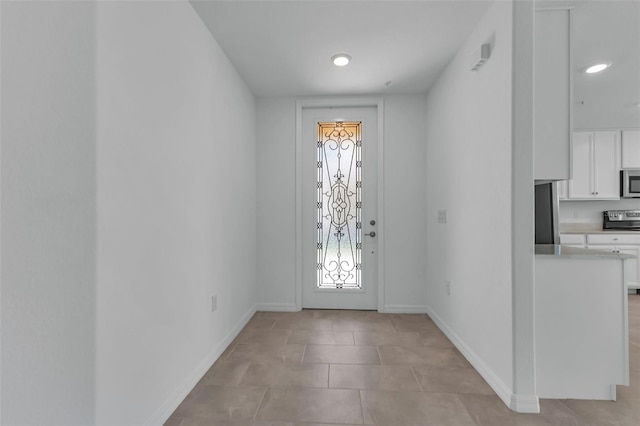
[535,244,635,259]
[559,223,640,235]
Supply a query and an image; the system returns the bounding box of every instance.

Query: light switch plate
[437,210,447,224]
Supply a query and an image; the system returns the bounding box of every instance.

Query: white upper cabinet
[557,180,568,200]
[569,131,592,198]
[622,130,640,169]
[534,9,572,181]
[568,130,620,199]
[593,131,621,198]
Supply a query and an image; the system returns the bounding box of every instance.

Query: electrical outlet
[438,210,447,224]
[211,295,217,312]
[445,280,451,296]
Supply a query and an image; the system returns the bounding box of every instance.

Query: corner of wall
[424,0,520,411]
[146,304,257,426]
[511,0,537,410]
[426,307,514,409]
[509,393,540,414]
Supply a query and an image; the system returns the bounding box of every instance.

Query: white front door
[301,106,378,309]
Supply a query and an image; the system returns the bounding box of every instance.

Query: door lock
[369,220,376,226]
[365,231,376,237]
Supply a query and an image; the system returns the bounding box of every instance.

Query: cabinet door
[557,180,568,200]
[593,131,620,199]
[587,244,640,290]
[568,132,593,199]
[619,246,640,290]
[622,130,640,169]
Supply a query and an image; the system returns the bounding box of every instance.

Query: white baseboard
[256,303,300,312]
[510,393,541,413]
[257,304,427,314]
[425,306,540,414]
[146,304,258,426]
[257,304,429,314]
[381,304,428,314]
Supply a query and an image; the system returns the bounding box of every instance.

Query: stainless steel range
[603,210,640,231]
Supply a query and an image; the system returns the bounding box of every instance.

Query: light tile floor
[166,295,640,425]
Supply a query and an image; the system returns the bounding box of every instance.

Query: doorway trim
[295,97,385,311]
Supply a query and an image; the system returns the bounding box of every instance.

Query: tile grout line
[358,389,366,425]
[375,345,383,365]
[252,386,269,422]
[223,342,237,361]
[234,361,252,387]
[555,400,587,424]
[456,393,481,425]
[409,365,425,393]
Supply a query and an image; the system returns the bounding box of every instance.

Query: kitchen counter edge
[559,223,640,234]
[535,244,635,259]
[560,229,640,235]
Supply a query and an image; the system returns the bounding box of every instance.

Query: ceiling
[190,0,492,97]
[190,0,640,129]
[569,0,640,128]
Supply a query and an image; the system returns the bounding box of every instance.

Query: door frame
[295,97,385,311]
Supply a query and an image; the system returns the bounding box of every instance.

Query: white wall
[381,96,429,309]
[255,98,297,309]
[0,2,257,423]
[424,0,515,404]
[1,2,97,424]
[95,1,257,424]
[511,0,536,411]
[256,95,428,311]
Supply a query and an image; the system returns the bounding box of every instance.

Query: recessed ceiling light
[585,63,611,74]
[331,54,351,67]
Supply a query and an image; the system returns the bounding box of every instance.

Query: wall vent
[470,43,491,71]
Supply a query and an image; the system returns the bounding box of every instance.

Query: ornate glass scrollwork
[316,121,362,289]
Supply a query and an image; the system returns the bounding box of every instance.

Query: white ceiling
[190,0,492,97]
[191,0,640,129]
[570,0,640,129]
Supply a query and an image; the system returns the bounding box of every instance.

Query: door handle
[365,231,376,237]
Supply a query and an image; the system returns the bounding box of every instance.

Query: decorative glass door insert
[316,121,362,289]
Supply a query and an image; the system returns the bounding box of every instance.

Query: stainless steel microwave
[622,170,640,198]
